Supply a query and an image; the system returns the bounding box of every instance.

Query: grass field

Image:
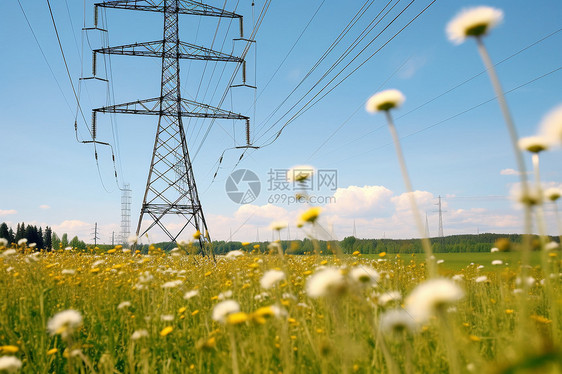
[363,252,545,271]
[1,244,560,373]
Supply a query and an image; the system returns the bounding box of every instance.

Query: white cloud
[52,220,91,241]
[107,184,547,242]
[0,209,17,216]
[500,168,520,176]
[391,190,436,212]
[325,185,393,217]
[39,205,51,210]
[398,55,428,79]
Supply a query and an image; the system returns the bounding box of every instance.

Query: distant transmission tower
[89,0,251,246]
[91,222,100,246]
[434,195,446,237]
[120,183,131,245]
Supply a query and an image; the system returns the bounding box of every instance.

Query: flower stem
[475,38,534,343]
[228,329,240,374]
[385,110,436,278]
[531,153,560,343]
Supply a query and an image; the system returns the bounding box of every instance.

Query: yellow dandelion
[107,248,116,254]
[378,252,386,257]
[352,251,360,256]
[530,315,552,324]
[0,345,19,354]
[469,335,481,342]
[160,326,173,336]
[47,348,59,355]
[226,312,249,325]
[300,207,321,223]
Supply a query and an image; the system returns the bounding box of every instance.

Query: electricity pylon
[89,0,250,247]
[120,183,131,245]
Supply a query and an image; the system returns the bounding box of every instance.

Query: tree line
[0,222,86,250]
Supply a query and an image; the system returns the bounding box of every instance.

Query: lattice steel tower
[120,183,131,245]
[90,0,250,246]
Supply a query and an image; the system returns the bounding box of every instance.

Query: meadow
[364,252,545,272]
[2,4,562,374]
[0,243,560,373]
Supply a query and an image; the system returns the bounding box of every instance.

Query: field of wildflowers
[0,240,560,373]
[1,5,562,373]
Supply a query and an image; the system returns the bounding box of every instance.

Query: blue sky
[1,0,561,244]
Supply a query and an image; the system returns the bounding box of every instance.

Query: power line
[16,0,74,115]
[306,55,412,161]
[334,66,562,165]
[317,28,562,159]
[46,0,116,193]
[257,0,437,148]
[251,0,380,140]
[249,0,327,110]
[191,0,272,161]
[205,0,411,179]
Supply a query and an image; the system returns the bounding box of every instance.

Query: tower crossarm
[94,97,249,120]
[94,40,243,62]
[179,98,248,120]
[96,0,242,18]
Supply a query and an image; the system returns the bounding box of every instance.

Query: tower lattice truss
[90,0,250,245]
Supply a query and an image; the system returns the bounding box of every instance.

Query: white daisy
[47,310,83,338]
[269,221,288,231]
[260,269,286,289]
[131,329,149,340]
[117,301,131,310]
[225,250,244,258]
[475,276,488,283]
[287,165,315,182]
[218,290,233,301]
[518,136,549,153]
[0,356,22,372]
[539,104,562,145]
[349,266,380,287]
[306,267,347,298]
[405,278,464,323]
[183,289,199,300]
[161,280,183,289]
[212,300,240,323]
[544,187,562,202]
[378,291,402,306]
[1,249,17,257]
[127,234,138,245]
[379,309,416,337]
[446,6,503,44]
[366,89,405,113]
